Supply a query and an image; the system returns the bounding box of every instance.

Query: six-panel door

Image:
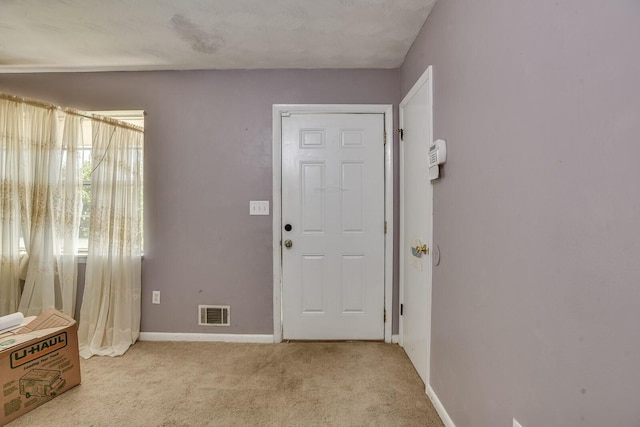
[282,113,385,340]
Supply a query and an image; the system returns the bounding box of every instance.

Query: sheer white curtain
[16,103,59,316]
[0,96,82,317]
[54,114,83,316]
[0,98,25,314]
[2,93,143,357]
[78,119,143,358]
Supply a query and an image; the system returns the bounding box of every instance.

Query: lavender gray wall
[401,1,640,426]
[0,69,400,334]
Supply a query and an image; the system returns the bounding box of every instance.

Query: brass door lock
[411,244,429,257]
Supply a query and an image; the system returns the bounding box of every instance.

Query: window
[78,111,144,253]
[17,110,144,255]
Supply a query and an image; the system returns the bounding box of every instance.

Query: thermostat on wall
[429,139,447,180]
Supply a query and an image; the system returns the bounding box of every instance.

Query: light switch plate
[250,201,269,215]
[513,418,523,427]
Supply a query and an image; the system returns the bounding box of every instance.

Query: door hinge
[384,221,387,234]
[400,303,404,316]
[384,308,387,323]
[384,131,387,145]
[397,128,404,141]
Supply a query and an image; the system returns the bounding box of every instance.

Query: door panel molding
[272,104,394,343]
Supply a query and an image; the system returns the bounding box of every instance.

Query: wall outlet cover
[249,200,270,215]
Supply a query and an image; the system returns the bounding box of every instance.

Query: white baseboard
[391,334,400,344]
[139,332,274,344]
[427,384,455,427]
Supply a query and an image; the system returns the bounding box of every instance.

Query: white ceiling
[0,0,436,73]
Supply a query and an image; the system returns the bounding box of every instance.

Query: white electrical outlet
[152,291,160,304]
[513,418,523,427]
[249,201,269,215]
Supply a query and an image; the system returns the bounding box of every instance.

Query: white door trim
[272,104,394,343]
[399,66,434,386]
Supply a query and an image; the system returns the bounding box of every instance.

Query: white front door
[281,113,385,340]
[400,67,434,385]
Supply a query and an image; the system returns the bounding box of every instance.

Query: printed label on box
[10,332,67,369]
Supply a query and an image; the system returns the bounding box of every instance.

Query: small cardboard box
[0,309,81,426]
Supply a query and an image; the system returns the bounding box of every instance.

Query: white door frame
[272,104,394,343]
[399,66,434,386]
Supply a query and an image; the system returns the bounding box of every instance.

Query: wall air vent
[198,305,230,326]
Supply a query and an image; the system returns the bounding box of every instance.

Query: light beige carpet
[8,341,444,427]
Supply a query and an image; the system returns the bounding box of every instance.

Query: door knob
[411,244,429,257]
[284,239,293,248]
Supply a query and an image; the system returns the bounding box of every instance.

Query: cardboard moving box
[0,309,81,426]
